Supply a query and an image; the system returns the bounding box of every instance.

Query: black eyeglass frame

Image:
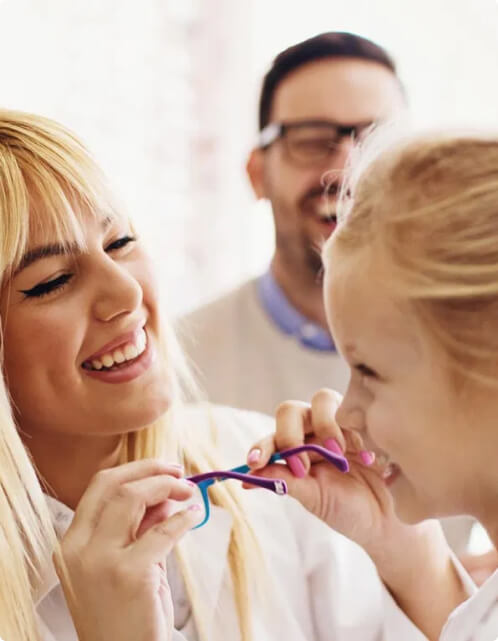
[258,119,375,150]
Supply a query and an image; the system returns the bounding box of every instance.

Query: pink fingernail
[188,504,202,511]
[247,448,261,464]
[360,451,375,466]
[183,479,196,487]
[287,455,306,478]
[324,438,343,455]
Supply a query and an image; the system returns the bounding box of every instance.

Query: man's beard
[275,228,324,283]
[274,181,340,283]
[304,242,324,278]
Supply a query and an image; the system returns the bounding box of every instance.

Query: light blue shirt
[257,269,336,352]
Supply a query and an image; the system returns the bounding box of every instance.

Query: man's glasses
[258,119,375,167]
[184,444,349,529]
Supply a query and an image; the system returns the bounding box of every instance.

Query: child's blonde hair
[326,132,498,386]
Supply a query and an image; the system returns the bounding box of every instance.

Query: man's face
[248,58,405,279]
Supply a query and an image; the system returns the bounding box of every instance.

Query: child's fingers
[310,388,346,453]
[274,401,312,476]
[247,434,277,470]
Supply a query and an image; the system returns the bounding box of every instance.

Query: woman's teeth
[85,329,147,371]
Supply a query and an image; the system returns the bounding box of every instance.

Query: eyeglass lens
[284,123,371,164]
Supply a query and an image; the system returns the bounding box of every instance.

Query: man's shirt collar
[257,269,336,352]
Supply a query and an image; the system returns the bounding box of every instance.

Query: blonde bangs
[0,109,119,279]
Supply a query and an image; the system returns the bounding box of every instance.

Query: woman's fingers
[71,459,184,541]
[131,506,203,565]
[93,474,195,546]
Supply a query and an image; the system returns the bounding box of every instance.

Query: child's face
[324,245,494,524]
[1,210,173,441]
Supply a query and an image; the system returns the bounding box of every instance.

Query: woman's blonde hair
[0,110,259,641]
[327,132,498,386]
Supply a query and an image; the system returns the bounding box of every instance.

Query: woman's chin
[93,386,174,436]
[124,396,173,432]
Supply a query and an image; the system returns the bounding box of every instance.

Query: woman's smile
[81,324,156,384]
[1,211,172,439]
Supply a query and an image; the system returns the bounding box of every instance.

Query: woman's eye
[106,235,136,252]
[20,273,73,299]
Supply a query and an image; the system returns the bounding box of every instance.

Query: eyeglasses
[184,444,349,529]
[258,119,375,166]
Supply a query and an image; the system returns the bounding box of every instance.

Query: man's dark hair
[259,31,399,130]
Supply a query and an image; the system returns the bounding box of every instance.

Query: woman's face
[324,245,495,524]
[1,210,172,440]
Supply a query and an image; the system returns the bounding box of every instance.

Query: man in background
[180,32,404,415]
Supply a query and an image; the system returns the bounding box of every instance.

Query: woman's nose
[92,261,143,322]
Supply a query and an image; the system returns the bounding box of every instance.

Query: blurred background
[0,0,497,315]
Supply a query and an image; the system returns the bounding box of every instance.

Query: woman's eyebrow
[14,241,81,276]
[14,216,114,276]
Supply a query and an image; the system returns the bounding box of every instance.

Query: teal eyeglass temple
[187,444,349,529]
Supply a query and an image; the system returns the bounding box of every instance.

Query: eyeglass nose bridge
[335,123,359,140]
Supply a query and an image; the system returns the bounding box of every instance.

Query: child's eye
[354,363,378,379]
[20,273,73,299]
[106,235,136,252]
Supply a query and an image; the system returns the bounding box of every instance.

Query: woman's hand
[56,459,201,641]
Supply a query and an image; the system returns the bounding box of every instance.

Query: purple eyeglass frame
[187,444,348,528]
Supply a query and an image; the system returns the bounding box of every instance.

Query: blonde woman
[0,109,437,641]
[248,134,498,641]
[0,118,206,641]
[0,110,206,641]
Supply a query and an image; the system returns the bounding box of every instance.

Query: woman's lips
[81,332,155,384]
[82,320,146,363]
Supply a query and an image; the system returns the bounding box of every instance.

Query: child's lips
[382,463,401,485]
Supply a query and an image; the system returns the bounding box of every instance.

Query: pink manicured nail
[247,448,261,464]
[183,479,196,487]
[287,455,306,478]
[188,503,202,511]
[324,438,343,455]
[360,451,375,466]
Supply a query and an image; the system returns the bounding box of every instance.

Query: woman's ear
[246,148,267,200]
